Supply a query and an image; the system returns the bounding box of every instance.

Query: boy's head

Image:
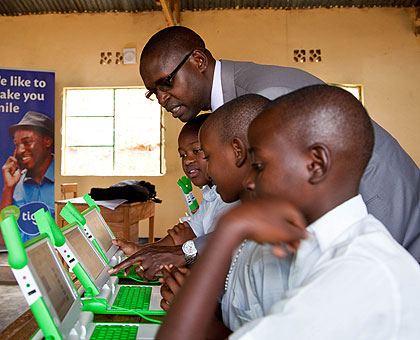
[246,84,374,223]
[178,114,211,187]
[199,94,270,203]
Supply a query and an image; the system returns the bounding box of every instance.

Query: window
[62,87,165,176]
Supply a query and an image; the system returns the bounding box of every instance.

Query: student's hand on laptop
[112,238,142,256]
[167,222,196,245]
[159,264,190,311]
[216,198,309,257]
[108,245,186,281]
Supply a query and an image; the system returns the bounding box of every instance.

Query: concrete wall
[1,7,419,237]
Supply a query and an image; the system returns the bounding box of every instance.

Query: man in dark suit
[136,26,420,264]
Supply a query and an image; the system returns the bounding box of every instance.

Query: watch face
[183,240,197,256]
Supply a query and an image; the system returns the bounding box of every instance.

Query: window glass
[62,87,165,176]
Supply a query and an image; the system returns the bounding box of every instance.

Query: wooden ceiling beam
[171,0,180,25]
[160,0,176,26]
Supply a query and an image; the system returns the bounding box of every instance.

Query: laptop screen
[66,226,106,280]
[84,209,113,252]
[28,241,75,322]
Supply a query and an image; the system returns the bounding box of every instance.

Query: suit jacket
[194,60,420,262]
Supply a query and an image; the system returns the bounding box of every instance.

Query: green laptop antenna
[177,176,199,215]
[60,201,86,226]
[33,209,100,297]
[0,215,27,269]
[60,200,108,263]
[34,209,65,247]
[83,193,116,239]
[83,193,100,212]
[0,215,62,339]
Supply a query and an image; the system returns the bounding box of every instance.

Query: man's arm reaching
[108,244,186,281]
[113,222,197,257]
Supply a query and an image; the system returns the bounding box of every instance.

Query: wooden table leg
[148,216,154,243]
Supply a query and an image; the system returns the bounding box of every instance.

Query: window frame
[61,86,165,176]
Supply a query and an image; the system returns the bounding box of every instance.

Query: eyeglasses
[145,49,197,100]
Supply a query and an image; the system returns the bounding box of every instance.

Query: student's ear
[231,137,248,168]
[307,143,330,185]
[192,50,208,73]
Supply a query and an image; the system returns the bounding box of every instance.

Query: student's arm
[155,198,307,340]
[159,264,190,311]
[167,222,197,245]
[112,232,175,257]
[160,265,232,339]
[192,232,212,253]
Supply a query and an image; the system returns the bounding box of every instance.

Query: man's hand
[112,238,142,256]
[167,222,196,245]
[216,198,308,257]
[108,245,186,281]
[159,265,190,311]
[2,154,21,189]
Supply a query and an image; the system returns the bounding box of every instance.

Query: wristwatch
[182,240,198,265]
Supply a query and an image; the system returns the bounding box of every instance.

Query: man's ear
[43,136,53,148]
[307,143,330,185]
[231,137,247,168]
[192,50,208,73]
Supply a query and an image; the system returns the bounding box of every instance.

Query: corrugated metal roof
[0,0,418,16]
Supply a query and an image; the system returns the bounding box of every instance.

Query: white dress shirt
[221,241,292,331]
[188,185,234,237]
[211,60,224,112]
[230,195,420,340]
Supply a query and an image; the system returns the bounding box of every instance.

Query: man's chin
[178,113,192,123]
[178,110,200,123]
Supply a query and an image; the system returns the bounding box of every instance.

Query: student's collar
[201,184,218,201]
[306,194,368,253]
[211,60,223,112]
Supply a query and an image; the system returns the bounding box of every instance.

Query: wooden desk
[55,199,155,243]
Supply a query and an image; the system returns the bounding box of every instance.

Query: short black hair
[202,94,270,147]
[269,84,374,181]
[141,26,206,63]
[179,113,210,137]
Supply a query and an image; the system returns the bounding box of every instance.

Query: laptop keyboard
[90,325,138,340]
[113,286,152,310]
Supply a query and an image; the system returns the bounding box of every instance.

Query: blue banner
[0,68,55,243]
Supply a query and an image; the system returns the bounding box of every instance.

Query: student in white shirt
[159,94,292,336]
[109,114,232,280]
[156,85,420,340]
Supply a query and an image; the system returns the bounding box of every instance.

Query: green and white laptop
[59,194,123,267]
[59,194,148,280]
[0,215,160,340]
[33,209,164,316]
